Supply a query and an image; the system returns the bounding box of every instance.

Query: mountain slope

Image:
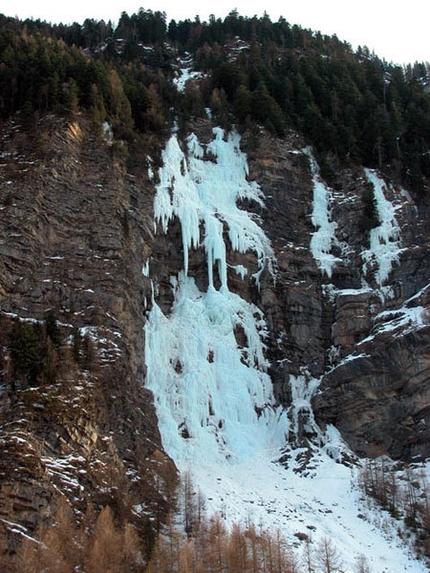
[0,10,430,572]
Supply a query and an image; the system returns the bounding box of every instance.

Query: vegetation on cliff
[1,9,430,194]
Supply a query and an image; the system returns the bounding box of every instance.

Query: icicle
[153,129,274,288]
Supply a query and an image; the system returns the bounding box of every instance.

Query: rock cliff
[244,129,430,461]
[0,115,176,551]
[0,112,429,550]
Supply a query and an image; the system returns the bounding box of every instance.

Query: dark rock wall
[245,130,430,462]
[0,115,174,547]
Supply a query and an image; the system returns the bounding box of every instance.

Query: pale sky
[1,0,429,65]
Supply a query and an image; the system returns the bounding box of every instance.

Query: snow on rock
[173,55,204,93]
[359,302,427,345]
[362,169,402,286]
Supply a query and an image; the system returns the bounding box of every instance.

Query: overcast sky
[1,0,429,65]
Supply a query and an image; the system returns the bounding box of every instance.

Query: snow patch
[173,55,204,93]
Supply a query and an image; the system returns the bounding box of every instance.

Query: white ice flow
[173,54,203,93]
[153,128,273,285]
[305,147,341,278]
[146,128,287,465]
[362,168,402,286]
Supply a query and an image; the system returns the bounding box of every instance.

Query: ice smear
[285,373,351,462]
[288,374,322,444]
[304,147,341,278]
[362,169,402,286]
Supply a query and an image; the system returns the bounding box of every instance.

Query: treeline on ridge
[1,9,430,194]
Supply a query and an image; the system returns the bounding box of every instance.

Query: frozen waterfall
[145,128,288,467]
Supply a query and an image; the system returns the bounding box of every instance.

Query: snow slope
[145,129,428,572]
[191,449,428,573]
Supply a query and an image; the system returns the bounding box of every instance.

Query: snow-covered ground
[145,129,428,572]
[188,450,428,573]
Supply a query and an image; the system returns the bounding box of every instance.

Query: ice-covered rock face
[145,128,288,466]
[362,168,402,287]
[305,147,342,278]
[306,150,402,289]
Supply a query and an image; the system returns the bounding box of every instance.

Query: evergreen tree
[0,10,429,195]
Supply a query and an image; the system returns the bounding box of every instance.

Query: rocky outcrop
[314,285,430,460]
[245,132,430,462]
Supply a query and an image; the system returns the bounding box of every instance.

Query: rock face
[0,113,429,548]
[244,131,430,462]
[0,115,176,549]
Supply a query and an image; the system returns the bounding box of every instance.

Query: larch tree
[315,536,344,573]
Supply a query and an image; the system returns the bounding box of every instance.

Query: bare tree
[178,538,198,573]
[354,553,372,573]
[403,465,419,527]
[302,538,315,573]
[226,522,248,573]
[206,514,228,573]
[246,523,260,573]
[85,505,124,573]
[182,469,200,536]
[9,496,79,573]
[315,536,343,573]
